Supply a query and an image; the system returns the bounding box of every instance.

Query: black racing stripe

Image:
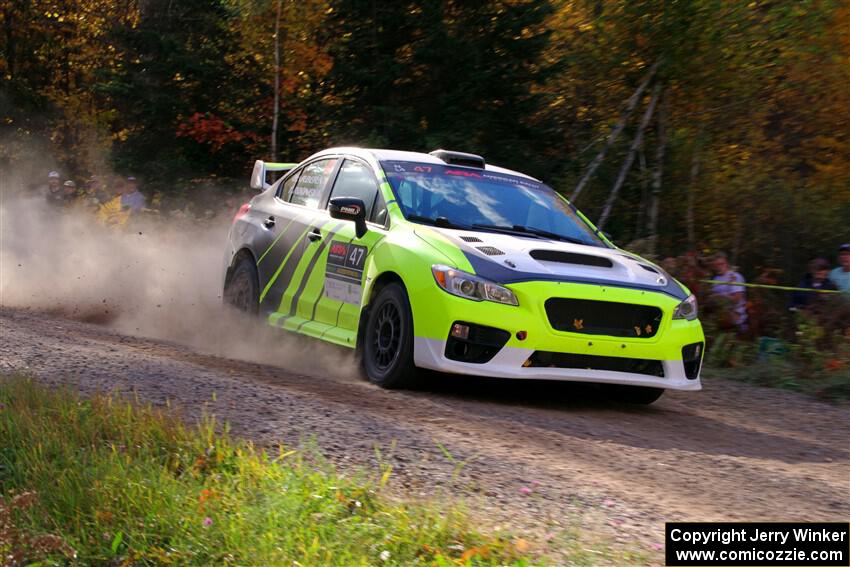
[257,216,309,288]
[304,235,356,326]
[333,300,346,328]
[309,234,385,331]
[280,222,345,324]
[463,251,689,300]
[257,214,304,266]
[260,219,328,313]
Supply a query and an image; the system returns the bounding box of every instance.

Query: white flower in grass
[379,550,391,561]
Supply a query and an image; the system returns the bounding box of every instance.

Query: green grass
[0,375,543,566]
[703,362,850,401]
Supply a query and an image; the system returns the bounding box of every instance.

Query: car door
[258,157,340,318]
[307,158,388,341]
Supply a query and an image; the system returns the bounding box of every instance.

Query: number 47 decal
[348,247,365,267]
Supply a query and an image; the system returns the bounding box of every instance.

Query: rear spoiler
[250,160,298,190]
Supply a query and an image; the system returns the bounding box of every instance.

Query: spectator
[791,258,837,309]
[43,171,64,205]
[122,176,147,213]
[56,180,79,206]
[709,251,748,331]
[829,243,850,292]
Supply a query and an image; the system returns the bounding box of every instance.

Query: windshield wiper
[405,215,469,229]
[472,223,587,245]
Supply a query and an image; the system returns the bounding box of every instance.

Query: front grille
[545,298,663,338]
[527,351,665,377]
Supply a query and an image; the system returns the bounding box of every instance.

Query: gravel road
[2,307,848,558]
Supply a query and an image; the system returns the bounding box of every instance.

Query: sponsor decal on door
[324,240,367,304]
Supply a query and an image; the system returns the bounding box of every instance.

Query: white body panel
[413,337,702,391]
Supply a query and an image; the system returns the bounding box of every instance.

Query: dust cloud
[0,171,359,380]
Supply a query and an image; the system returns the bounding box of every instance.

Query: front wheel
[361,283,419,389]
[223,255,259,315]
[604,384,664,405]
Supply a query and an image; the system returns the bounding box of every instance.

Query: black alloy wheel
[362,283,419,389]
[224,256,259,315]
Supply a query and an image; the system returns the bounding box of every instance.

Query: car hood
[414,226,689,300]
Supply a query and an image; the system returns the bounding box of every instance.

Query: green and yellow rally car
[222,148,704,403]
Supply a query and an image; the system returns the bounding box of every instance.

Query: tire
[223,255,259,315]
[361,282,419,389]
[604,384,664,405]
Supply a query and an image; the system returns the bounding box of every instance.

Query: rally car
[222,147,704,403]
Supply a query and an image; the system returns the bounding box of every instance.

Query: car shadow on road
[406,371,849,465]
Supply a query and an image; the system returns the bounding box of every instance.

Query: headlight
[672,294,698,320]
[431,265,519,306]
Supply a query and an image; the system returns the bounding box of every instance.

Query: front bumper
[415,337,701,390]
[410,280,704,391]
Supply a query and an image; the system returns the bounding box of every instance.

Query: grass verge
[0,375,542,566]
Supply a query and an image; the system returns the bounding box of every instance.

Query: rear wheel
[362,283,419,389]
[604,384,664,405]
[224,255,259,315]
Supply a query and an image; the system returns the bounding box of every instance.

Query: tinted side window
[371,191,388,225]
[328,159,379,220]
[278,169,300,200]
[289,158,337,208]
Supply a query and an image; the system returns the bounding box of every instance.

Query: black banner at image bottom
[665,522,849,566]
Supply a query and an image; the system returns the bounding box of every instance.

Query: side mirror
[329,197,368,238]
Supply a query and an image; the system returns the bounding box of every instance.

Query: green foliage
[2,0,849,278]
[0,376,545,565]
[321,0,557,170]
[703,308,850,401]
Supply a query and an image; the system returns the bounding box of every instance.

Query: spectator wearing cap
[829,244,850,292]
[121,176,146,213]
[61,180,78,204]
[791,258,837,309]
[709,251,748,331]
[43,171,62,203]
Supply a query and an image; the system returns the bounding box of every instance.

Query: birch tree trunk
[633,145,649,241]
[645,89,668,256]
[270,0,282,161]
[569,60,660,202]
[596,83,661,230]
[686,146,700,250]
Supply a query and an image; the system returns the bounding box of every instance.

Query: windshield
[381,161,606,247]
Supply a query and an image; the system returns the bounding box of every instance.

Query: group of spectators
[704,245,850,333]
[41,170,147,227]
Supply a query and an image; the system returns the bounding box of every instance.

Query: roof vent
[530,250,613,268]
[477,246,505,256]
[459,235,483,243]
[429,149,485,169]
[639,264,659,274]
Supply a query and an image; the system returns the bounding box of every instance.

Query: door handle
[307,228,322,242]
[263,216,275,228]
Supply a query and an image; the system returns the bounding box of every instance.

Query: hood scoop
[460,235,483,243]
[530,249,613,268]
